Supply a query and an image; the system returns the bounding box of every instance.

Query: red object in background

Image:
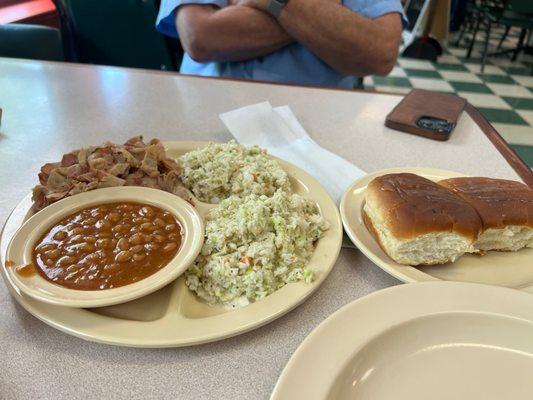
[0,0,58,28]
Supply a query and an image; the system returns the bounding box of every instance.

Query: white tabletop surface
[0,58,521,400]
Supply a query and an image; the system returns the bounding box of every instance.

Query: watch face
[268,0,288,17]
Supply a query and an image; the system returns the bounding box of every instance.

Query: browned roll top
[366,173,482,240]
[439,177,533,230]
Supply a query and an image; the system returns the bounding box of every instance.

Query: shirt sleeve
[156,0,229,38]
[344,0,409,28]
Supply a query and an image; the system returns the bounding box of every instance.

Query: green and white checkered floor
[364,26,533,166]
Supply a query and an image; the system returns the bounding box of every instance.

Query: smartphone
[385,89,466,141]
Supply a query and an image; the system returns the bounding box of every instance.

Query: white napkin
[219,101,365,204]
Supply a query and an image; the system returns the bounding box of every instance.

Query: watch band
[267,0,288,18]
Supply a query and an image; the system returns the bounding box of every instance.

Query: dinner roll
[363,173,482,265]
[439,177,533,251]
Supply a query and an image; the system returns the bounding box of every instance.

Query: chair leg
[481,19,491,73]
[455,15,470,47]
[467,15,482,58]
[455,24,466,47]
[497,25,510,50]
[468,11,475,30]
[512,28,527,61]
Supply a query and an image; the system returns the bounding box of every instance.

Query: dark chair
[53,0,180,70]
[463,1,507,59]
[459,0,533,72]
[483,0,533,64]
[0,23,65,61]
[454,0,490,49]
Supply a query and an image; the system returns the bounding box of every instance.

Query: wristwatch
[266,0,289,18]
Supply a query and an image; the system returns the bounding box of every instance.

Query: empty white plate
[271,281,533,400]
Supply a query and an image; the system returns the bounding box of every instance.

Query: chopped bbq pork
[32,136,192,211]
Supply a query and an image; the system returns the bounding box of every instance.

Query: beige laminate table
[0,57,531,400]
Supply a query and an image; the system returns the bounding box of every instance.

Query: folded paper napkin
[220,101,366,204]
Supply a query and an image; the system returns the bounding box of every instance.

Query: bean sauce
[32,202,182,290]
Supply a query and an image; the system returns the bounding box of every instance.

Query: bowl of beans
[5,186,204,307]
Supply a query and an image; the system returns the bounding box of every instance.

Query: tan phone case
[385,89,467,141]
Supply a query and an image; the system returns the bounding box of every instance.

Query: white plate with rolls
[340,167,533,293]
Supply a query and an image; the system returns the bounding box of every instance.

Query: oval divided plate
[0,141,342,347]
[340,167,533,293]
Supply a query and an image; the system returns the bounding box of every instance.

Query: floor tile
[388,66,407,78]
[363,76,374,87]
[476,108,529,125]
[433,62,469,71]
[516,110,533,126]
[476,74,516,84]
[448,47,467,57]
[488,39,502,48]
[489,58,526,67]
[470,51,486,60]
[372,85,412,94]
[452,33,471,41]
[509,75,533,87]
[492,124,533,145]
[519,53,533,63]
[398,58,436,70]
[502,97,533,110]
[440,71,482,82]
[487,83,533,98]
[464,64,506,75]
[511,144,533,165]
[404,68,442,78]
[458,57,485,64]
[449,81,493,93]
[449,42,471,50]
[409,78,455,92]
[458,92,511,109]
[502,66,532,76]
[437,54,461,64]
[372,76,412,87]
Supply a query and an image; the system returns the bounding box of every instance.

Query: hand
[230,0,269,11]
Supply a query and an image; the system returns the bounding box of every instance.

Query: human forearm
[238,0,402,76]
[278,0,401,76]
[177,5,293,62]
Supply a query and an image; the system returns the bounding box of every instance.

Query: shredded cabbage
[178,141,290,203]
[185,190,328,308]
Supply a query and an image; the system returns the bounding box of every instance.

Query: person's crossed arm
[177,4,293,63]
[177,0,402,76]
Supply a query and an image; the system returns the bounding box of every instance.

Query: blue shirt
[156,0,407,88]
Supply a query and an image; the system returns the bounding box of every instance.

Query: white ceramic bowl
[5,187,204,308]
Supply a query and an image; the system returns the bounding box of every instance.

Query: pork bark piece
[32,136,192,211]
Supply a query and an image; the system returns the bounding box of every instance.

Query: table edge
[464,103,533,187]
[2,57,531,185]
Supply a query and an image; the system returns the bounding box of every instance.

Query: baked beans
[32,202,182,290]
